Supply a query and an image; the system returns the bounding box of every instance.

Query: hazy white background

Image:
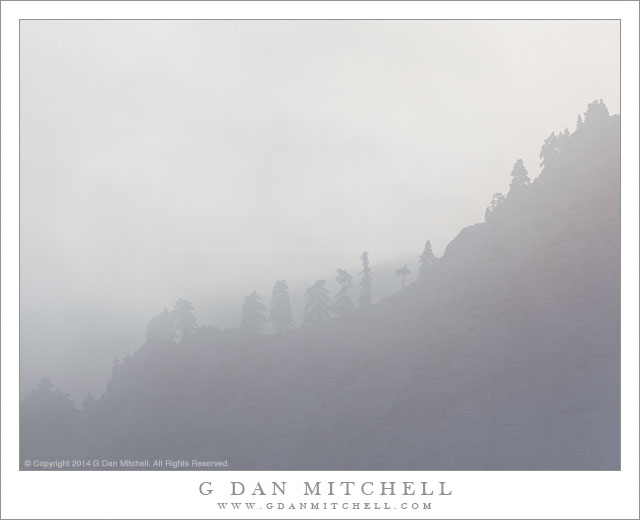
[20,20,620,399]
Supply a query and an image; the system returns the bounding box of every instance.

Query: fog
[20,20,619,399]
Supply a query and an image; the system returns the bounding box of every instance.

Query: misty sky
[20,20,619,398]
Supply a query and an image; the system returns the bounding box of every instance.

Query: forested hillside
[21,101,620,470]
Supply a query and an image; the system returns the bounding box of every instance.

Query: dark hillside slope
[21,102,620,470]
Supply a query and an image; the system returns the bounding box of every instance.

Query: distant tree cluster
[144,244,443,339]
[483,159,530,221]
[146,298,198,345]
[73,103,619,337]
[173,299,198,338]
[485,100,611,224]
[485,192,506,221]
[146,309,175,344]
[237,251,374,333]
[145,101,613,343]
[20,377,76,464]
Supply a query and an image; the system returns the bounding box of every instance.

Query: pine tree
[418,240,437,279]
[146,309,176,344]
[358,251,373,308]
[332,268,355,317]
[509,159,530,192]
[269,280,293,334]
[395,264,411,289]
[20,377,75,463]
[583,99,609,126]
[540,133,561,169]
[240,291,267,334]
[172,299,198,340]
[304,280,331,325]
[484,193,506,222]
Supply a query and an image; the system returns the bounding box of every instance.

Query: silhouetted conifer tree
[332,268,355,317]
[395,264,411,289]
[304,280,331,325]
[584,99,609,126]
[20,377,75,465]
[418,240,437,278]
[540,132,562,169]
[358,251,373,307]
[485,193,506,222]
[269,280,293,334]
[509,159,530,192]
[241,291,267,334]
[172,299,198,339]
[146,309,176,344]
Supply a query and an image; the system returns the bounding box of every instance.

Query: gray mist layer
[20,20,619,401]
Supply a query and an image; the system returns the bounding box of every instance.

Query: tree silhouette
[358,251,373,308]
[484,193,506,222]
[332,268,355,317]
[540,132,563,169]
[418,239,437,279]
[583,99,609,126]
[395,264,411,289]
[20,377,75,465]
[241,291,267,334]
[172,299,197,340]
[269,280,293,334]
[304,280,331,325]
[509,159,530,192]
[146,309,176,344]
